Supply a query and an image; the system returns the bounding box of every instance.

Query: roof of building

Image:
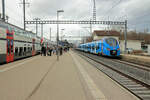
[93,30,120,36]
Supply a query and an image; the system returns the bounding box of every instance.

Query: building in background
[92,30,142,53]
[92,30,120,41]
[119,40,141,52]
[148,45,150,55]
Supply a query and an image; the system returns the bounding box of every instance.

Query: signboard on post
[41,38,44,45]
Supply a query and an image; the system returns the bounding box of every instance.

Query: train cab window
[24,47,26,52]
[105,38,118,47]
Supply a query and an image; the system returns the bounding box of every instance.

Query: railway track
[75,50,150,100]
[114,59,150,71]
[118,56,150,69]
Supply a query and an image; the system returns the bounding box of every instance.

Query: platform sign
[41,38,44,45]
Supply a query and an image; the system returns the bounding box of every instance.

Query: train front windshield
[105,38,118,47]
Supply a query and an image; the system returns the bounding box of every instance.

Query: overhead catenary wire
[104,0,123,16]
[4,0,35,31]
[100,0,123,21]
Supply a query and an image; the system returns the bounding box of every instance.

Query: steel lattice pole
[2,0,5,21]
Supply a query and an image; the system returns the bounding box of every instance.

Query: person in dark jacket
[44,46,46,56]
[60,46,63,55]
[41,46,44,56]
[49,47,53,56]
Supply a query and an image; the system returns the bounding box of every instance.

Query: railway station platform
[121,54,150,67]
[0,51,139,100]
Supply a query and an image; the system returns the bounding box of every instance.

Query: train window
[24,47,26,52]
[28,47,30,52]
[86,46,88,49]
[19,47,23,56]
[93,46,94,50]
[15,47,18,56]
[96,45,99,50]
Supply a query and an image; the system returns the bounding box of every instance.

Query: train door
[101,40,103,55]
[95,43,97,53]
[6,30,14,63]
[32,39,35,56]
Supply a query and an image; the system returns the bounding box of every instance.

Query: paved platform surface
[121,54,150,62]
[121,54,150,66]
[0,51,139,100]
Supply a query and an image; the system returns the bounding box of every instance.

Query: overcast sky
[1,0,150,40]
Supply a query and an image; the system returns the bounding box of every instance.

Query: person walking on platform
[44,46,47,56]
[60,46,63,56]
[56,47,59,55]
[47,47,50,56]
[64,47,67,52]
[41,45,44,56]
[49,47,53,56]
[52,46,56,54]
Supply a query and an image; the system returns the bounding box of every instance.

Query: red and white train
[0,20,50,64]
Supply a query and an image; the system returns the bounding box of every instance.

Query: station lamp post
[57,10,64,61]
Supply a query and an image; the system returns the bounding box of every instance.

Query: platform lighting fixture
[61,29,65,41]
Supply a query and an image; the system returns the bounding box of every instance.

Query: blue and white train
[78,37,120,57]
